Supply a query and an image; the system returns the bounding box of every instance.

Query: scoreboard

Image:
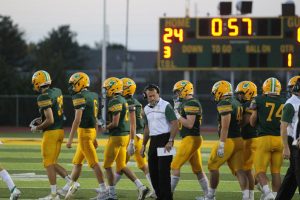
[158,17,300,70]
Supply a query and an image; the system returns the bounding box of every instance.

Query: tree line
[0,15,123,94]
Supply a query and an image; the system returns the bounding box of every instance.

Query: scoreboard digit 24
[158,17,300,70]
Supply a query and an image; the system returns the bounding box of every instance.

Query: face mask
[68,85,75,95]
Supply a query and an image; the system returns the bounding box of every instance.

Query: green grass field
[0,131,298,200]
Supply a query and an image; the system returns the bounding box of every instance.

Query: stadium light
[236,1,252,15]
[218,1,232,15]
[282,0,295,16]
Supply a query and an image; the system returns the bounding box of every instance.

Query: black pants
[276,136,300,200]
[148,133,173,200]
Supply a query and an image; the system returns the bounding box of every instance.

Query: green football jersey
[108,95,130,136]
[241,100,257,139]
[178,98,202,138]
[72,90,99,129]
[126,97,144,134]
[251,95,286,137]
[37,87,64,131]
[217,97,242,138]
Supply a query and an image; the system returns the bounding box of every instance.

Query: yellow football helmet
[121,77,136,96]
[173,80,194,98]
[68,72,90,93]
[235,81,257,101]
[103,77,123,97]
[288,76,300,88]
[32,70,52,92]
[262,77,281,95]
[211,80,233,101]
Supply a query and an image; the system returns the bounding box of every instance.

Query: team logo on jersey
[242,82,250,89]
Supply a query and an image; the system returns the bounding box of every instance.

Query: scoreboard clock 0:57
[158,17,300,70]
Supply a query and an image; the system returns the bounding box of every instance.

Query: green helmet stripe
[271,78,275,93]
[42,71,50,81]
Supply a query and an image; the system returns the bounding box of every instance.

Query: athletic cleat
[260,191,275,200]
[195,196,216,200]
[57,189,68,197]
[137,186,149,200]
[10,187,21,200]
[145,190,157,199]
[65,182,80,200]
[90,190,109,200]
[107,192,118,200]
[38,193,60,200]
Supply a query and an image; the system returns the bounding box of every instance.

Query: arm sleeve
[37,93,52,111]
[127,98,136,112]
[184,100,202,115]
[217,100,233,116]
[108,98,123,115]
[281,103,295,123]
[165,104,177,122]
[72,93,86,110]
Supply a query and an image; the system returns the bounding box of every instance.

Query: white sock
[50,185,57,194]
[109,186,116,195]
[64,175,71,183]
[171,175,180,192]
[273,192,277,197]
[207,188,216,198]
[145,173,154,191]
[249,190,254,200]
[134,179,143,188]
[262,185,271,194]
[198,176,209,195]
[114,173,122,185]
[242,189,249,199]
[0,170,15,191]
[99,183,107,192]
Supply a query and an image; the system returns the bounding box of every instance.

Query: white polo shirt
[282,94,300,139]
[144,98,177,136]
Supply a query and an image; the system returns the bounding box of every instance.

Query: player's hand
[283,146,290,160]
[127,140,135,156]
[97,118,106,128]
[164,141,173,153]
[66,140,72,148]
[217,141,225,158]
[30,125,41,133]
[93,139,98,149]
[140,145,146,157]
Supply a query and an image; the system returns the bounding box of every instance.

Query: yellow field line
[0,138,216,149]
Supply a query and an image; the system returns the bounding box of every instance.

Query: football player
[170,80,209,197]
[235,81,258,200]
[249,77,285,200]
[31,70,72,200]
[200,80,249,200]
[0,166,21,200]
[102,77,149,200]
[64,72,107,200]
[287,76,300,95]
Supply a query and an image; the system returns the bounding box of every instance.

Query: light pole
[101,0,107,121]
[124,0,129,76]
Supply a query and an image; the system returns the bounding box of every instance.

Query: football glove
[97,118,106,128]
[217,141,225,158]
[173,99,181,110]
[30,125,42,133]
[127,139,135,156]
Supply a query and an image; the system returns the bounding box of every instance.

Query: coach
[140,84,178,200]
[276,78,300,200]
